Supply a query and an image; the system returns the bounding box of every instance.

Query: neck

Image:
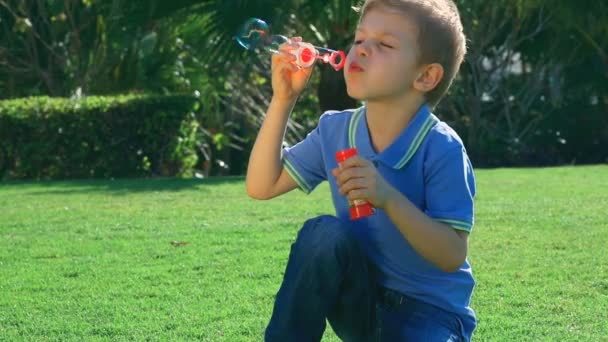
[364,94,426,153]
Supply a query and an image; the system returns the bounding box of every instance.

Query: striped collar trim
[347,105,439,169]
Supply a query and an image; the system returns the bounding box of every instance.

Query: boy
[246,0,476,340]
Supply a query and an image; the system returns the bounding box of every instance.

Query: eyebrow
[355,27,400,41]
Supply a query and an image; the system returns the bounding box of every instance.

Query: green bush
[0,94,200,179]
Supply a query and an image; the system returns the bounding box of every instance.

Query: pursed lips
[348,61,365,72]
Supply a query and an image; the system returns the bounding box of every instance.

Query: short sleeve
[424,147,476,232]
[282,124,327,194]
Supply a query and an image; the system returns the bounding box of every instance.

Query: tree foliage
[1,0,606,176]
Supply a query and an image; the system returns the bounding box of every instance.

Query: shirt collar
[348,104,439,169]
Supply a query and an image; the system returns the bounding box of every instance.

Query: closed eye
[380,42,394,48]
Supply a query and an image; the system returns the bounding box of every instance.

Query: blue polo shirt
[282,104,476,339]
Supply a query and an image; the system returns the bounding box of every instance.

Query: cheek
[345,47,357,63]
[377,57,404,78]
[384,54,417,79]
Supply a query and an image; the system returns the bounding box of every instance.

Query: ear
[413,63,444,93]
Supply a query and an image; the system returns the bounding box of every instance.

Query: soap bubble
[235,18,270,50]
[235,18,292,54]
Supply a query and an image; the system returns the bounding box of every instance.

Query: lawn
[1,165,607,341]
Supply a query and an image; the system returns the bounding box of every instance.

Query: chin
[346,86,365,101]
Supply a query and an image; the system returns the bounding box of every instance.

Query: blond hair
[357,0,467,107]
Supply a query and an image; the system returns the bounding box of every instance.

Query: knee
[293,215,357,261]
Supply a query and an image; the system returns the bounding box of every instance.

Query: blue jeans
[265,215,466,342]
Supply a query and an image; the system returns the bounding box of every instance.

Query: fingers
[271,50,298,72]
[333,156,371,177]
[334,166,359,186]
[273,48,296,63]
[278,39,300,55]
[333,156,371,176]
[273,37,309,68]
[332,157,392,208]
[271,37,315,82]
[333,156,377,193]
[337,155,369,169]
[298,63,314,77]
[335,166,377,193]
[339,176,368,196]
[345,188,367,202]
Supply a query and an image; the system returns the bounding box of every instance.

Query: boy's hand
[271,37,314,102]
[332,156,396,209]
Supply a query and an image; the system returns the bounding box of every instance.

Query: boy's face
[344,6,422,102]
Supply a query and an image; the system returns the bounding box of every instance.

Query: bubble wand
[234,18,346,71]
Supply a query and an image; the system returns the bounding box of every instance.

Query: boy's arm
[333,149,474,272]
[246,38,313,200]
[383,190,468,272]
[246,98,299,200]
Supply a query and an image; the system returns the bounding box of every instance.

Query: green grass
[1,166,607,341]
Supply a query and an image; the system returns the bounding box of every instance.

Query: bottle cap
[336,148,358,163]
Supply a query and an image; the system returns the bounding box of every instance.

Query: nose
[354,42,369,58]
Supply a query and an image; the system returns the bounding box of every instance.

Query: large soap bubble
[235,18,270,51]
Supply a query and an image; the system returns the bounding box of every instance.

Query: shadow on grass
[1,176,245,196]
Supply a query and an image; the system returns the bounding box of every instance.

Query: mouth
[348,62,364,72]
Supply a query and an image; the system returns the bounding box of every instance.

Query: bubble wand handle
[293,43,346,71]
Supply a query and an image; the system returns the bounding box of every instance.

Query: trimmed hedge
[0,94,200,179]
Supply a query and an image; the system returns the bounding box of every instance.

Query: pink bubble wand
[235,18,346,71]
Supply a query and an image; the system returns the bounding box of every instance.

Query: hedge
[0,94,200,179]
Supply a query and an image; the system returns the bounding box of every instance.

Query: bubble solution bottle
[335,148,375,220]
